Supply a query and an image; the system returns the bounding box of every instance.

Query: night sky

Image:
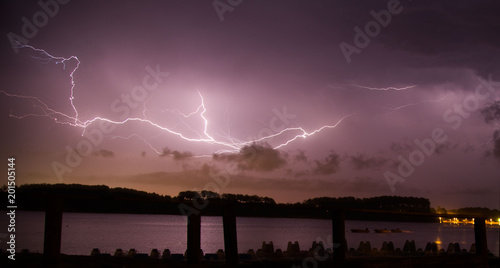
[1,0,500,209]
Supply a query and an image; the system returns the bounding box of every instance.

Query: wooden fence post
[187,213,201,264]
[223,204,238,266]
[332,210,346,261]
[474,217,488,262]
[43,197,63,265]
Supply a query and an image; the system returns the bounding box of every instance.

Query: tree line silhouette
[1,183,498,221]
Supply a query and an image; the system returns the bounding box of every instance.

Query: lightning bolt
[110,134,163,155]
[380,95,449,116]
[10,42,81,124]
[352,84,417,91]
[3,43,353,154]
[249,113,355,150]
[329,83,446,118]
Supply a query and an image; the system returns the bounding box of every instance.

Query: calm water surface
[2,211,499,256]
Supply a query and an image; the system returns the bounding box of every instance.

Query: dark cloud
[294,170,310,178]
[239,144,286,171]
[389,141,414,154]
[172,150,193,161]
[196,163,220,177]
[199,163,211,176]
[313,151,340,175]
[160,147,172,157]
[92,149,114,158]
[481,102,500,161]
[213,143,286,172]
[434,142,458,155]
[481,101,500,123]
[390,140,458,156]
[294,150,308,163]
[159,147,193,160]
[350,153,388,170]
[462,143,476,153]
[286,168,310,178]
[212,152,238,162]
[492,130,500,161]
[379,0,500,78]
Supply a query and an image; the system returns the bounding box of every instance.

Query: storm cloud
[349,153,388,170]
[1,0,500,208]
[214,143,287,172]
[313,151,341,175]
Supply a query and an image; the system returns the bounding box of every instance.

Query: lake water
[2,211,499,256]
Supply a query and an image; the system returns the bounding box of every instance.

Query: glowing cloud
[2,43,354,154]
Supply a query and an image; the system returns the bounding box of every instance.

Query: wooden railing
[41,197,493,266]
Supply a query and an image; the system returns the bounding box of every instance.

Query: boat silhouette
[351,228,369,233]
[374,228,390,233]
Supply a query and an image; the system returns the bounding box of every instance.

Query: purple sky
[1,0,500,209]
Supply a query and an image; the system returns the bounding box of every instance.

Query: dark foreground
[2,253,499,268]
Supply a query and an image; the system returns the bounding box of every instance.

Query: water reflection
[2,211,499,257]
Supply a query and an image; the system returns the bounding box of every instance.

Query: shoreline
[2,251,499,268]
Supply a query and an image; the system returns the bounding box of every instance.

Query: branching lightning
[3,43,354,154]
[329,83,447,117]
[380,95,449,116]
[111,134,163,155]
[352,84,417,91]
